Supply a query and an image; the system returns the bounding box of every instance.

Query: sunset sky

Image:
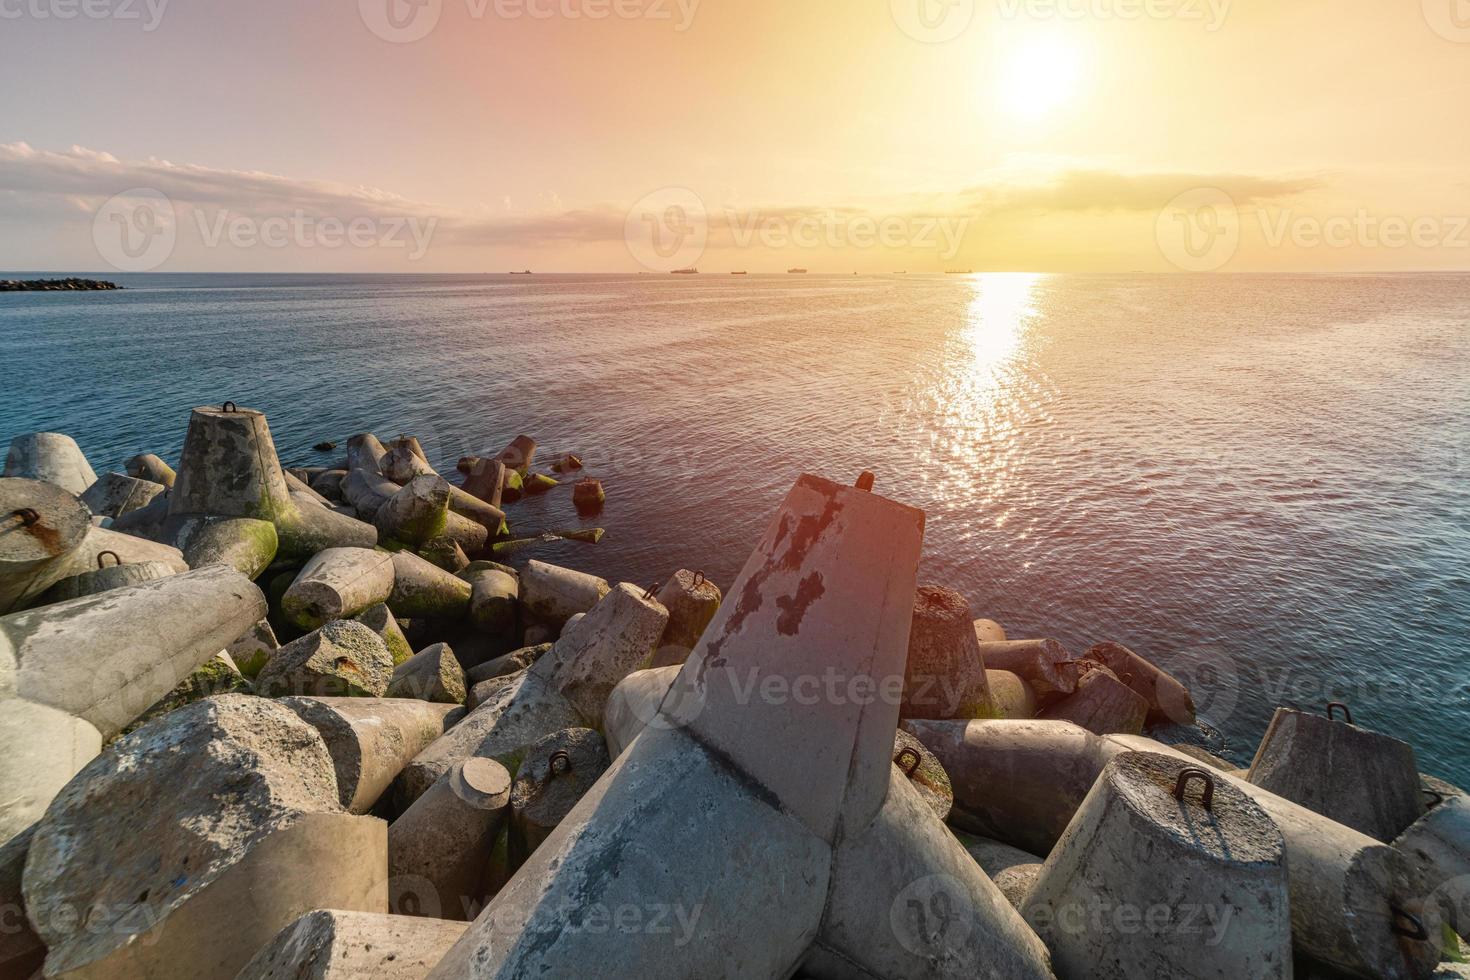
[2,0,1469,272]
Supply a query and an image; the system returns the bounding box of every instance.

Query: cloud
[0,142,1322,252]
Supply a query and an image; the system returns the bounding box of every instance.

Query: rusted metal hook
[548,750,572,778]
[1174,768,1215,812]
[221,401,238,413]
[894,747,923,778]
[1389,905,1429,942]
[692,571,706,590]
[855,471,876,492]
[6,508,40,527]
[1326,702,1354,725]
[96,551,122,569]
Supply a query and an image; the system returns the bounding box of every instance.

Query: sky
[1,0,1469,273]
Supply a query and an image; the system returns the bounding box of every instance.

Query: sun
[997,34,1087,122]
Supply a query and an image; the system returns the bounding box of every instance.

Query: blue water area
[2,271,1466,784]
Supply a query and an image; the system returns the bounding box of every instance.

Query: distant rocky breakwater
[0,404,1466,979]
[0,278,119,292]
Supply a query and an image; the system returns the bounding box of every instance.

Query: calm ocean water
[2,272,1466,783]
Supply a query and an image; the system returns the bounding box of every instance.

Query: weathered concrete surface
[902,585,991,720]
[1025,751,1292,980]
[985,668,1038,719]
[518,560,609,630]
[176,516,280,578]
[602,664,681,759]
[1393,796,1470,938]
[388,643,467,704]
[1082,641,1196,724]
[893,726,953,822]
[229,618,281,678]
[346,433,389,476]
[382,442,436,484]
[652,569,722,662]
[973,618,1007,644]
[1038,664,1149,735]
[420,535,470,573]
[803,768,1053,980]
[465,643,549,687]
[389,757,512,921]
[23,696,387,980]
[494,435,537,474]
[389,551,472,620]
[0,477,93,613]
[284,470,334,508]
[281,696,463,814]
[0,699,101,844]
[3,433,96,496]
[353,602,415,665]
[311,468,348,501]
[65,523,189,576]
[38,557,176,604]
[236,910,468,980]
[528,582,668,723]
[0,825,45,978]
[460,458,505,508]
[975,637,1075,698]
[1248,706,1424,843]
[376,475,451,546]
[391,670,584,809]
[256,620,395,698]
[343,467,399,520]
[119,652,254,739]
[79,472,166,519]
[465,564,517,638]
[124,453,176,488]
[283,548,395,631]
[953,831,1043,911]
[0,563,267,739]
[507,728,610,870]
[426,726,832,979]
[908,719,1443,980]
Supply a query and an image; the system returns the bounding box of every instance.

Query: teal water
[2,271,1466,783]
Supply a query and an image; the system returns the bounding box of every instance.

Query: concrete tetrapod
[906,718,1444,980]
[78,471,166,519]
[954,832,1044,912]
[354,601,415,665]
[175,515,280,578]
[389,757,512,921]
[38,557,177,604]
[1038,664,1149,735]
[651,568,723,665]
[166,405,377,561]
[507,727,610,871]
[389,550,472,620]
[283,547,396,631]
[22,696,387,980]
[1393,796,1470,940]
[0,826,44,976]
[975,637,1076,698]
[388,642,468,704]
[0,698,101,844]
[602,663,681,759]
[255,620,396,698]
[1082,641,1197,725]
[0,477,93,613]
[236,910,469,980]
[62,523,189,575]
[0,563,267,739]
[427,474,1053,980]
[1248,705,1424,843]
[124,452,176,487]
[901,585,992,719]
[518,559,609,631]
[3,433,96,496]
[465,563,518,639]
[526,582,668,722]
[280,696,464,813]
[1024,751,1292,980]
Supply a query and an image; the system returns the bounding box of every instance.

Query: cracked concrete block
[901,585,992,720]
[79,472,166,520]
[518,560,609,631]
[975,637,1075,698]
[1248,706,1423,843]
[0,477,94,613]
[22,696,386,980]
[0,699,101,845]
[1038,664,1148,735]
[282,696,464,814]
[236,909,468,980]
[256,620,395,699]
[389,757,512,921]
[389,551,472,620]
[507,728,609,870]
[283,548,395,631]
[3,433,96,496]
[0,563,267,739]
[354,602,415,666]
[1082,641,1196,725]
[529,582,668,723]
[1025,751,1292,980]
[388,643,467,705]
[907,718,1444,980]
[124,453,175,488]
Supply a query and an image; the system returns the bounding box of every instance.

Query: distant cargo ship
[672,268,698,274]
[788,268,808,274]
[731,271,747,275]
[510,270,532,275]
[945,269,974,275]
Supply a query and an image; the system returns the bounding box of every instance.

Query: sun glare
[998,35,1086,122]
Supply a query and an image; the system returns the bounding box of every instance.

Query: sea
[2,271,1466,784]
